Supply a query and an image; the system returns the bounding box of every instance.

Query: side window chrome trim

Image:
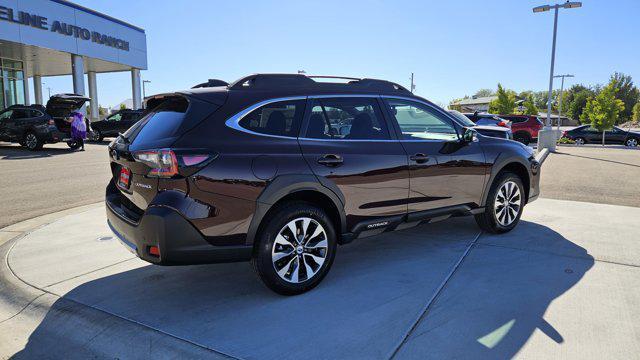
[224,96,308,139]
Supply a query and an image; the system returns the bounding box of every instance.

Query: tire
[574,137,586,145]
[625,137,638,147]
[252,201,337,295]
[475,171,525,234]
[90,129,103,142]
[67,141,81,150]
[514,132,531,145]
[23,131,43,151]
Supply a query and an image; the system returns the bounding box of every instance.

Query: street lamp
[142,80,151,108]
[553,74,574,131]
[534,1,582,150]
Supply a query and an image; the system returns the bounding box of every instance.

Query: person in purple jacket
[67,111,87,151]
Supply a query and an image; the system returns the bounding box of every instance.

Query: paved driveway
[2,198,639,359]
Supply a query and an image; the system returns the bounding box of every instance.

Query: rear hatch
[46,93,90,131]
[108,91,226,216]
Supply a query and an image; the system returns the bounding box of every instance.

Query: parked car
[562,125,640,146]
[0,94,89,150]
[499,115,544,145]
[90,109,145,142]
[106,74,541,295]
[448,110,513,140]
[463,112,512,129]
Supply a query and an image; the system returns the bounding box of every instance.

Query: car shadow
[14,219,593,359]
[555,150,640,168]
[0,144,77,160]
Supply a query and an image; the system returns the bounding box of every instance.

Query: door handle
[410,153,429,164]
[317,154,343,167]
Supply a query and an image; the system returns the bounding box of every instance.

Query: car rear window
[127,97,189,148]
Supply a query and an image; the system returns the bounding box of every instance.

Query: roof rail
[227,73,410,93]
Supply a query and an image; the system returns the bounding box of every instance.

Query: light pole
[533,1,582,150]
[142,80,151,108]
[553,74,574,131]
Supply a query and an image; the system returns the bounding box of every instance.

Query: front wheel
[625,137,638,147]
[574,137,586,145]
[475,172,525,234]
[252,202,337,295]
[67,140,81,150]
[23,131,43,151]
[89,129,103,142]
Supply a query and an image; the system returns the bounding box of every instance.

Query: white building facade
[0,0,147,120]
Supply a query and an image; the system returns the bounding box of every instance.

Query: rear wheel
[67,141,81,150]
[252,202,337,295]
[475,172,525,234]
[23,131,43,151]
[625,137,638,147]
[574,137,586,145]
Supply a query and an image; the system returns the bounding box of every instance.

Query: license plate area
[118,167,131,189]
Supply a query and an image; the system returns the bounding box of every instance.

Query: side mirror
[462,127,477,143]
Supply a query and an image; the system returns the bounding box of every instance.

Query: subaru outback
[106,74,540,295]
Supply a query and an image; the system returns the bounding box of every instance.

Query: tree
[120,103,127,110]
[632,102,640,122]
[474,88,494,98]
[609,72,639,122]
[580,81,625,146]
[567,89,594,124]
[488,84,516,114]
[521,95,539,115]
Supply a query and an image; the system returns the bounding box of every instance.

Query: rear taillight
[133,149,214,178]
[134,149,179,178]
[497,121,507,127]
[562,131,568,137]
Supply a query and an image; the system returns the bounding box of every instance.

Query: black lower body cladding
[106,181,252,265]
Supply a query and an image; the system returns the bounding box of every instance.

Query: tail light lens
[133,149,214,178]
[134,149,179,178]
[497,121,507,127]
[562,131,568,137]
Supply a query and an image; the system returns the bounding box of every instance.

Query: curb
[0,202,103,247]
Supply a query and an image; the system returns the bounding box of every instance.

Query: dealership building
[0,0,147,120]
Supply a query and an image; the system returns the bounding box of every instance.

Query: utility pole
[46,87,52,98]
[410,73,416,93]
[553,74,574,131]
[533,1,582,151]
[142,80,151,108]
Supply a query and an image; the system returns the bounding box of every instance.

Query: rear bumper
[34,126,69,143]
[105,182,253,265]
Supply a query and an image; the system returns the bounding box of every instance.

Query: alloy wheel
[626,138,638,147]
[494,181,521,227]
[25,133,38,149]
[575,138,585,145]
[272,217,328,283]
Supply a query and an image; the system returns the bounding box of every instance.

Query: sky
[35,0,640,109]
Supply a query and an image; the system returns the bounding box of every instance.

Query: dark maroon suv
[106,74,541,295]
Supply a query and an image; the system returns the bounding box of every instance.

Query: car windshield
[448,110,476,127]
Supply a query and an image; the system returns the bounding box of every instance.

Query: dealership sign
[0,5,129,51]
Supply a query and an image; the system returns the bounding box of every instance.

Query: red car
[499,115,544,145]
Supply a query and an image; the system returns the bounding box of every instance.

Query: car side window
[10,109,29,119]
[385,99,458,141]
[239,99,305,137]
[304,97,390,140]
[28,109,44,118]
[0,110,12,121]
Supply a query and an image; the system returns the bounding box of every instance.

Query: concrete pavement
[1,198,639,359]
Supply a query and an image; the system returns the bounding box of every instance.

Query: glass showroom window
[1,58,26,110]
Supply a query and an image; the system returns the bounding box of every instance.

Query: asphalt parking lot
[0,142,111,228]
[1,143,639,359]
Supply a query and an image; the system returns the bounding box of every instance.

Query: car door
[382,98,487,212]
[606,127,626,144]
[9,109,32,140]
[298,96,409,230]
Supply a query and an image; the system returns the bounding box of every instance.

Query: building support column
[87,71,99,121]
[33,75,43,105]
[23,76,31,105]
[131,68,142,110]
[71,54,86,114]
